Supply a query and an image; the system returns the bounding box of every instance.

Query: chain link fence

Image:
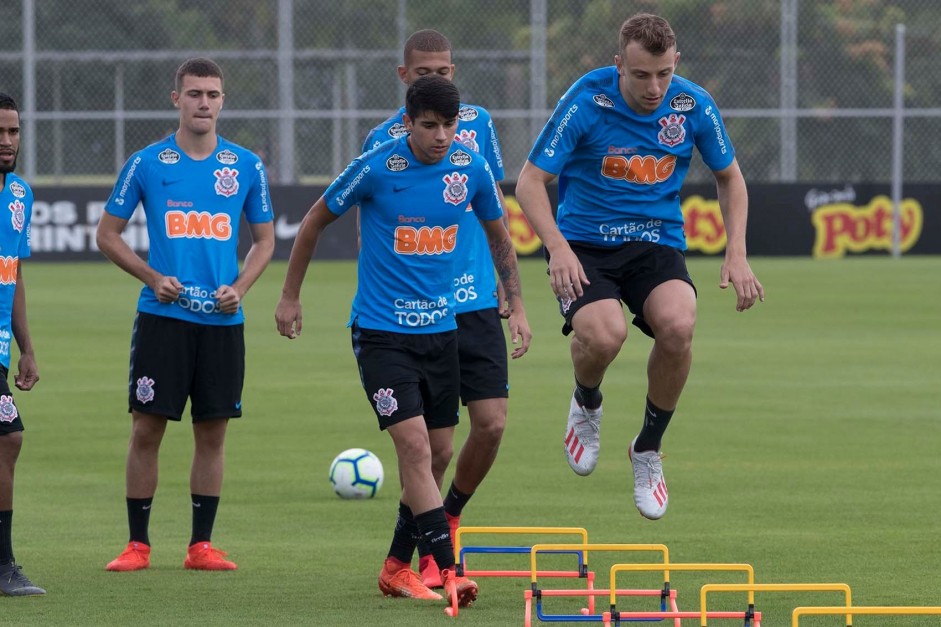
[1,0,939,185]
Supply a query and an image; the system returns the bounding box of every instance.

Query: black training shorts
[351,322,460,431]
[456,308,509,404]
[0,366,23,434]
[549,241,697,338]
[128,312,245,421]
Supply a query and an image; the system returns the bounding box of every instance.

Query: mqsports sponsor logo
[393,296,450,328]
[114,156,142,206]
[543,104,578,158]
[178,285,223,314]
[488,119,504,169]
[599,219,663,243]
[704,105,728,155]
[256,161,270,213]
[335,165,370,206]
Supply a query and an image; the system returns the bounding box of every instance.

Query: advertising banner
[26,182,938,260]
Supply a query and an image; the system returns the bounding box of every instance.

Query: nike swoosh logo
[162,179,183,186]
[142,505,152,510]
[192,503,202,508]
[274,216,301,239]
[392,184,414,192]
[235,401,242,410]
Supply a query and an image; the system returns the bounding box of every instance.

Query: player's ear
[402,113,413,132]
[674,51,681,68]
[447,64,456,80]
[171,91,180,108]
[614,54,623,75]
[396,65,409,85]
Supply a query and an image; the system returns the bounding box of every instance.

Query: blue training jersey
[364,104,505,314]
[0,173,32,369]
[327,136,502,334]
[104,135,274,325]
[528,67,735,250]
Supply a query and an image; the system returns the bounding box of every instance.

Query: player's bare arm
[96,212,182,302]
[275,197,338,338]
[713,159,765,312]
[482,218,532,359]
[515,160,589,300]
[495,186,512,318]
[11,264,38,391]
[221,220,275,314]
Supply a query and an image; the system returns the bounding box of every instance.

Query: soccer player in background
[276,75,530,608]
[0,93,45,597]
[97,58,275,571]
[516,14,764,520]
[363,28,530,589]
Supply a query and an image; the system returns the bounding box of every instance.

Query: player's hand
[496,282,510,319]
[152,275,183,303]
[275,298,303,339]
[215,285,242,314]
[719,256,765,312]
[507,307,533,359]
[548,244,589,300]
[14,353,39,391]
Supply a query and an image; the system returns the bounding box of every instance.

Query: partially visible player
[276,75,530,609]
[98,58,274,572]
[516,13,763,520]
[0,92,44,597]
[363,28,531,589]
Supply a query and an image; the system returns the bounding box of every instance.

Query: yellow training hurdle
[792,605,941,626]
[700,583,853,627]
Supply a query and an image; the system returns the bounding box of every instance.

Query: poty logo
[394,225,458,255]
[166,211,232,240]
[0,256,18,285]
[388,122,407,138]
[811,195,923,258]
[9,182,25,198]
[601,155,676,185]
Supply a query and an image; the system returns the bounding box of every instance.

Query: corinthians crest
[214,167,240,197]
[442,172,468,206]
[9,199,25,232]
[657,113,687,147]
[372,388,398,417]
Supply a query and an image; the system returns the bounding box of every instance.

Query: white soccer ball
[329,448,384,499]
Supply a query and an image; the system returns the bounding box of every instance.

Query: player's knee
[431,445,453,477]
[0,431,23,463]
[471,413,505,447]
[653,316,695,355]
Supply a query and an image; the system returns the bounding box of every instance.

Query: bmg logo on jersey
[165,211,232,240]
[394,225,458,255]
[601,155,676,185]
[0,256,19,285]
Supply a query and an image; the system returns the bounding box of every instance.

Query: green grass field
[2,256,940,625]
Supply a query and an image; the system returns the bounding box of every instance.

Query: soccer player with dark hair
[276,74,530,609]
[0,92,44,597]
[364,28,530,589]
[517,13,764,520]
[98,58,275,571]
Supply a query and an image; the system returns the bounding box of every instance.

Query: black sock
[127,497,153,545]
[443,481,473,519]
[0,510,12,565]
[387,502,419,565]
[189,494,220,546]
[414,507,455,572]
[574,379,603,410]
[634,397,675,452]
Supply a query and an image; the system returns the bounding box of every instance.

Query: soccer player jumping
[517,13,764,520]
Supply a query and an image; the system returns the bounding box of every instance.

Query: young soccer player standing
[0,93,44,597]
[98,58,274,571]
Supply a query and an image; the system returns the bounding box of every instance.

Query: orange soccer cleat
[183,542,238,571]
[105,541,151,572]
[378,557,443,600]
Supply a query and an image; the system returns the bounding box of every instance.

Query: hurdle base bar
[528,588,676,625]
[605,610,763,627]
